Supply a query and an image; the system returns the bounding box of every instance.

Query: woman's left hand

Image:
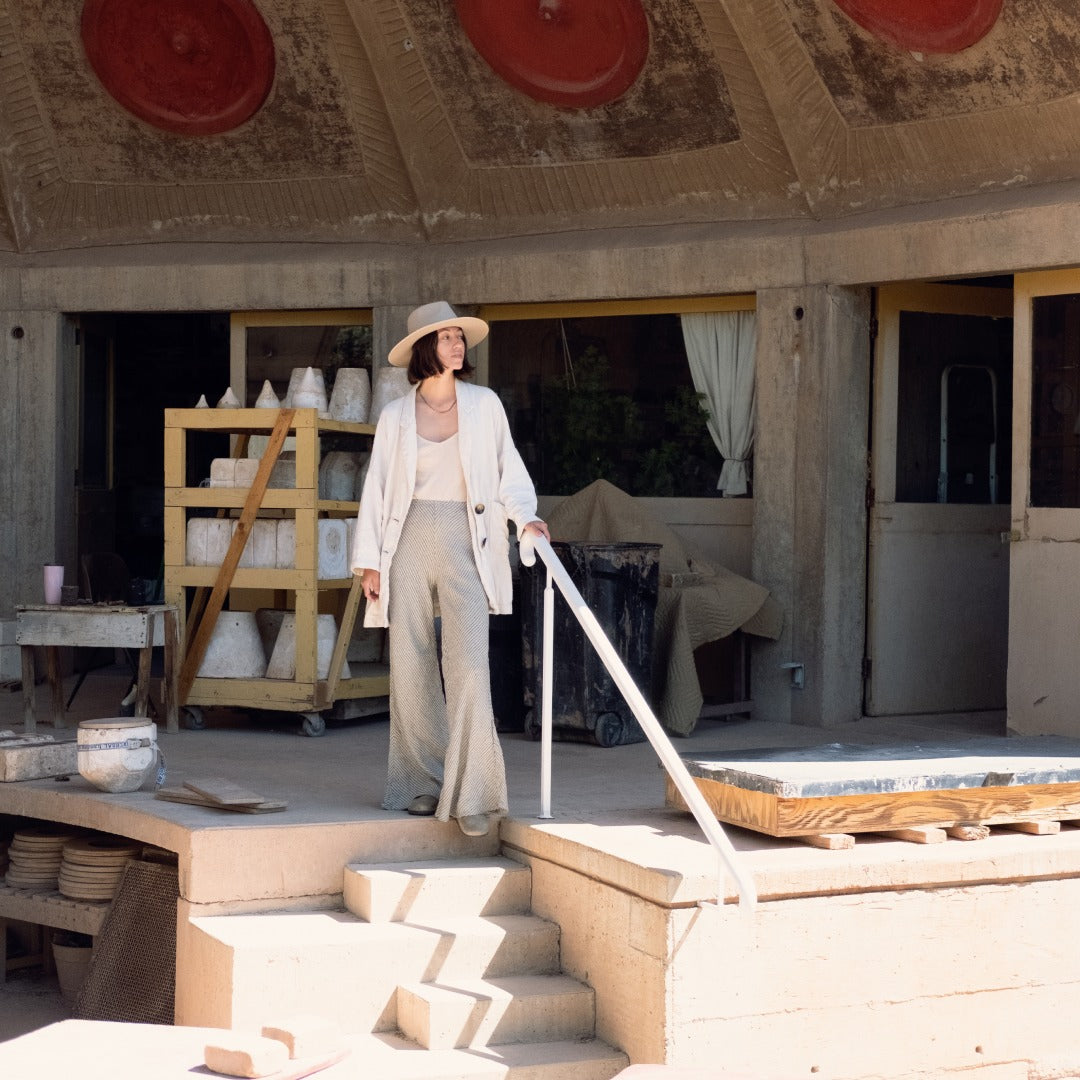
[521,519,550,541]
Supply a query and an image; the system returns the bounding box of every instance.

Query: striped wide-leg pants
[383,499,508,822]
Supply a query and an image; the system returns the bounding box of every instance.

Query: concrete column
[751,285,871,727]
[0,310,75,621]
[372,305,415,370]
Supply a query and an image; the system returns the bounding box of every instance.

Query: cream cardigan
[350,380,540,628]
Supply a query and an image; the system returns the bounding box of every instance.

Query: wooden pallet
[669,736,1080,848]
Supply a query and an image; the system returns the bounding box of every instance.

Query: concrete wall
[1,188,1079,727]
[0,310,75,624]
[515,826,1080,1078]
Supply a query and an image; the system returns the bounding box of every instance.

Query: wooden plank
[155,788,286,813]
[798,833,854,850]
[774,782,1080,837]
[946,823,990,841]
[17,608,153,650]
[178,408,295,704]
[1000,820,1061,835]
[45,647,65,729]
[21,646,35,734]
[664,774,779,834]
[876,826,947,844]
[161,607,180,734]
[324,575,362,706]
[672,773,1080,839]
[0,885,109,935]
[183,777,266,806]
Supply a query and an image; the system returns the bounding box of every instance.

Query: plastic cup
[43,564,64,604]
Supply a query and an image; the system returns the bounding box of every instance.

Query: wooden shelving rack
[163,407,388,734]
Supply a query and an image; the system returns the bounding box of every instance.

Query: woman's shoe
[408,794,438,816]
[457,814,490,837]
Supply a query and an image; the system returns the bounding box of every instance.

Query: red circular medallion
[454,0,649,109]
[830,0,1002,53]
[81,0,275,135]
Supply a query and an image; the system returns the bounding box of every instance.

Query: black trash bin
[520,541,660,747]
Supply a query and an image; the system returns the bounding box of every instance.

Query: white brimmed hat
[388,301,489,368]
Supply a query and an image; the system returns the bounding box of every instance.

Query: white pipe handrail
[519,533,757,910]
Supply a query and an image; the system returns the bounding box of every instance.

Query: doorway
[75,313,229,597]
[865,283,1013,716]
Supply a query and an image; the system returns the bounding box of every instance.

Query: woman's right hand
[361,568,380,603]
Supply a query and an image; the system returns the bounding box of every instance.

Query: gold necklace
[418,388,457,414]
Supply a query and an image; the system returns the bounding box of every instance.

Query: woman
[351,301,549,837]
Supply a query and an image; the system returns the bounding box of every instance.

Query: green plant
[635,386,719,497]
[541,346,641,494]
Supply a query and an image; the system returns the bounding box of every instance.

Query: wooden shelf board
[164,408,374,436]
[187,674,387,710]
[166,489,316,510]
[0,884,109,936]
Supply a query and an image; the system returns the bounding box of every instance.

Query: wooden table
[15,604,179,734]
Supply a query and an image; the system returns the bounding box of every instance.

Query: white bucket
[77,718,158,793]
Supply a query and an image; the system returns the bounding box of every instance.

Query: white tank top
[414,432,467,502]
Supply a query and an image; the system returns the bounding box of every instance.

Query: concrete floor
[0,660,1006,1046]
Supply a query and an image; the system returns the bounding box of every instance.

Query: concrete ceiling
[1,0,1079,254]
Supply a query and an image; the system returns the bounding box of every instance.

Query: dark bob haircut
[407,329,475,385]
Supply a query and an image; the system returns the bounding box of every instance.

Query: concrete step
[397,973,597,1050]
[345,855,533,923]
[183,910,444,1032]
[404,913,561,980]
[354,1031,628,1079]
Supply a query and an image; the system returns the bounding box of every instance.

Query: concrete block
[328,367,370,423]
[0,734,78,781]
[317,520,348,578]
[276,520,295,568]
[187,519,208,566]
[203,1034,288,1077]
[265,613,350,680]
[319,451,361,501]
[205,519,233,566]
[269,518,346,573]
[397,974,595,1050]
[196,612,268,678]
[237,519,276,569]
[233,457,296,489]
[344,857,533,924]
[209,458,236,488]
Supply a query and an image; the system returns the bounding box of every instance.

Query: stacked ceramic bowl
[58,836,142,901]
[4,827,78,891]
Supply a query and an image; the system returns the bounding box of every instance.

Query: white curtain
[679,310,757,496]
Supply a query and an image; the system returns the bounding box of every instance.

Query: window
[895,310,1012,503]
[1031,294,1080,507]
[484,302,753,498]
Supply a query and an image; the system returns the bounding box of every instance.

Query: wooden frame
[163,408,387,719]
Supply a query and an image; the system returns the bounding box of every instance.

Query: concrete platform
[0,670,1021,911]
[13,668,1080,1078]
